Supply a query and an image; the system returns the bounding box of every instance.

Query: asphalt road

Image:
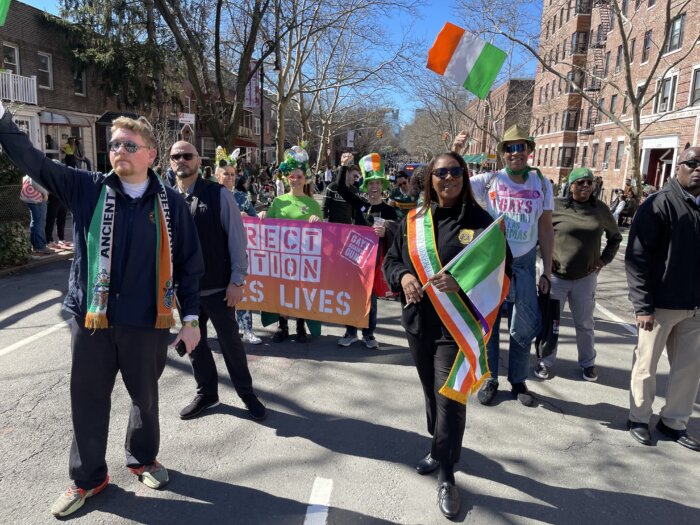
[0,241,698,525]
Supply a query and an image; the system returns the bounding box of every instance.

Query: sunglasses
[170,153,195,161]
[504,143,527,153]
[679,159,700,169]
[431,167,465,179]
[108,141,148,153]
[574,179,594,186]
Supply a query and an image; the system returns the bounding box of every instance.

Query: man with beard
[0,101,204,517]
[169,141,266,422]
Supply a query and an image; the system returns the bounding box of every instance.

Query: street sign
[178,112,195,125]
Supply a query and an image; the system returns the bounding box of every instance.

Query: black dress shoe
[416,453,440,475]
[627,420,652,446]
[656,420,700,451]
[179,394,220,420]
[437,482,461,519]
[242,394,267,421]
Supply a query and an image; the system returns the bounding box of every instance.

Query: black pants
[189,291,255,399]
[45,193,67,242]
[69,319,169,489]
[406,329,466,471]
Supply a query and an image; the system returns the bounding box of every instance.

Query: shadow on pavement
[58,470,400,524]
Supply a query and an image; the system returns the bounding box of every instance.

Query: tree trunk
[276,98,289,161]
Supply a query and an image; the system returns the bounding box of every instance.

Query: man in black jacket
[0,102,204,517]
[169,141,266,423]
[625,146,700,451]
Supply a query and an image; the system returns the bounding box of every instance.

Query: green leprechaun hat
[359,153,388,192]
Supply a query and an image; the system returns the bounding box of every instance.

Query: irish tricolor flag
[427,22,507,100]
[407,210,510,404]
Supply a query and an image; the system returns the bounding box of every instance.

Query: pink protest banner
[238,217,379,327]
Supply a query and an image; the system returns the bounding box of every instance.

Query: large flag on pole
[427,22,507,100]
[407,210,510,404]
[0,1,11,26]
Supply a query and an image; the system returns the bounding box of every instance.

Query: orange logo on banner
[238,217,379,327]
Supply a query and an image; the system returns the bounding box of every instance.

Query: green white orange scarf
[406,207,508,404]
[85,181,175,329]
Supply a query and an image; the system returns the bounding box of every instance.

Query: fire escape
[581,0,611,135]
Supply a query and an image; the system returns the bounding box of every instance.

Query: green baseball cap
[568,167,594,185]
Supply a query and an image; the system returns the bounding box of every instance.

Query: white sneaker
[338,334,359,347]
[242,331,262,345]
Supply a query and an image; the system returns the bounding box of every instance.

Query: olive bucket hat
[497,124,536,154]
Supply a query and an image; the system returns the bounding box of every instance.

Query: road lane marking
[0,320,70,358]
[303,477,333,525]
[595,303,638,336]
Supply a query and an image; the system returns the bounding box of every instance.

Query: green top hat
[359,153,388,192]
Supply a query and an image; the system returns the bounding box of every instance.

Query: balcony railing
[239,125,254,138]
[0,71,38,105]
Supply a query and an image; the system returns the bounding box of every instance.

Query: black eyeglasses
[574,179,593,186]
[108,141,148,153]
[679,159,700,169]
[431,167,464,179]
[504,143,526,153]
[170,153,195,161]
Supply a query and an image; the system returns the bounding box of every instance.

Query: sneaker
[362,336,379,349]
[129,460,169,489]
[511,382,536,407]
[338,333,359,347]
[242,331,263,345]
[583,366,598,382]
[242,394,267,421]
[478,380,498,406]
[179,394,220,420]
[534,363,550,380]
[272,327,288,343]
[50,475,109,517]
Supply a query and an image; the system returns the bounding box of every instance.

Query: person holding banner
[455,125,554,408]
[335,152,397,348]
[261,146,323,343]
[383,151,510,520]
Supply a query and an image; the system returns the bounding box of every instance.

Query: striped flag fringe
[427,22,507,100]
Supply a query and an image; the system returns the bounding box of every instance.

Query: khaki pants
[629,308,700,430]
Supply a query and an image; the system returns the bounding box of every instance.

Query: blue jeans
[236,310,253,332]
[26,201,47,249]
[486,247,542,385]
[346,294,378,337]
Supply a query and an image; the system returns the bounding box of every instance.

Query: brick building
[532,0,700,201]
[461,78,534,169]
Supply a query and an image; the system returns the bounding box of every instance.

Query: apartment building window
[558,76,563,94]
[545,21,549,40]
[614,45,623,74]
[545,84,549,101]
[562,40,567,58]
[201,137,216,159]
[254,117,261,135]
[592,143,599,167]
[630,38,636,62]
[555,44,560,63]
[642,30,652,62]
[558,147,575,167]
[559,8,564,28]
[603,51,611,76]
[621,0,628,16]
[2,43,19,74]
[622,95,628,114]
[553,13,557,30]
[581,145,588,166]
[557,147,563,166]
[615,140,625,169]
[74,69,86,96]
[551,79,556,97]
[603,142,611,167]
[654,76,677,113]
[564,110,579,130]
[635,0,641,10]
[539,86,543,104]
[648,0,655,6]
[37,52,52,89]
[665,14,685,54]
[691,69,700,106]
[571,31,588,54]
[575,0,592,15]
[554,113,559,131]
[547,115,552,133]
[610,94,617,117]
[544,148,549,166]
[550,146,555,167]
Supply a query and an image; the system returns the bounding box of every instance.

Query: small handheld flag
[427,22,507,100]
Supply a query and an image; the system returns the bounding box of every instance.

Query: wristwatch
[184,320,199,328]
